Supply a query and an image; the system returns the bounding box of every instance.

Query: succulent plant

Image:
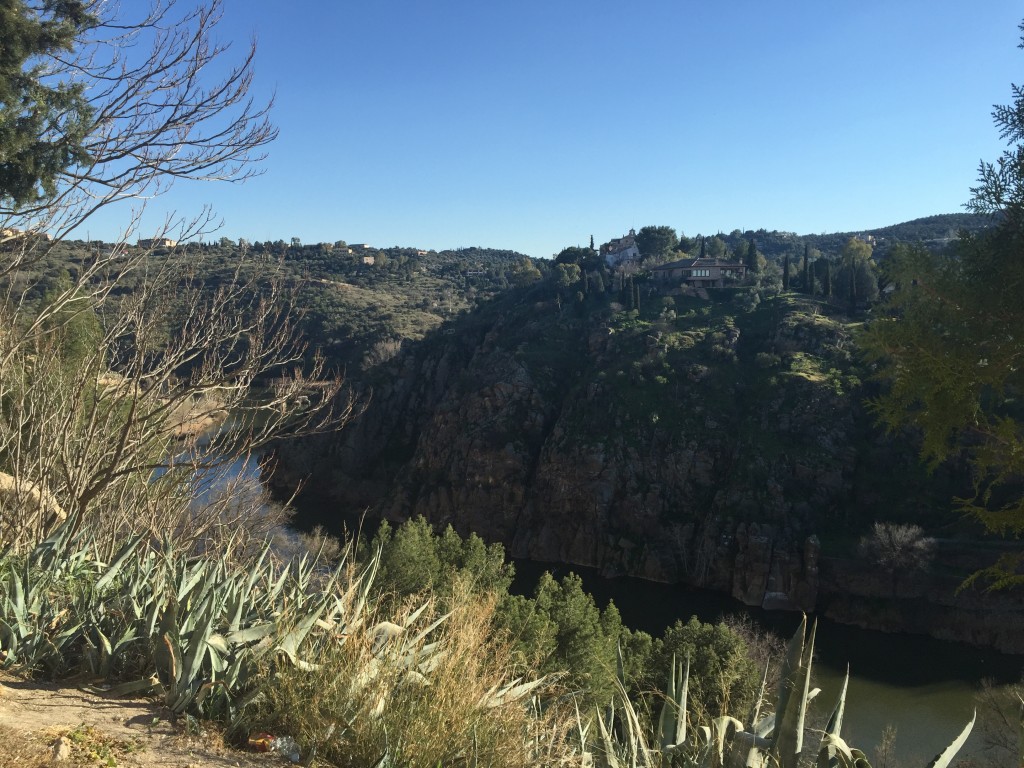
[584,614,977,768]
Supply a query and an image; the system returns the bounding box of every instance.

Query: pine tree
[0,1,95,205]
[860,23,1024,560]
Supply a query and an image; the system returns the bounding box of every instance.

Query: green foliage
[586,616,977,768]
[656,616,761,722]
[555,262,582,291]
[37,271,103,368]
[635,226,679,259]
[0,0,94,206]
[860,31,1024,572]
[555,245,600,270]
[838,238,878,308]
[369,517,513,600]
[862,240,1024,565]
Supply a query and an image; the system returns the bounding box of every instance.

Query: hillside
[271,248,1024,651]
[24,239,537,374]
[690,212,992,264]
[277,284,865,573]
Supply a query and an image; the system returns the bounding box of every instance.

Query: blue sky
[84,1,1023,258]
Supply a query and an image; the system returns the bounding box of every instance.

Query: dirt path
[0,673,278,768]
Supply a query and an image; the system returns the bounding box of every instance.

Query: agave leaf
[96,674,161,697]
[657,654,690,750]
[773,617,816,768]
[94,536,142,592]
[406,610,450,648]
[726,730,771,768]
[710,716,744,767]
[656,654,677,749]
[924,709,975,768]
[595,707,622,768]
[748,660,770,731]
[616,639,626,688]
[824,665,849,739]
[817,732,854,768]
[159,631,182,700]
[94,626,112,675]
[181,592,218,689]
[482,676,548,708]
[276,596,332,665]
[676,655,690,747]
[176,560,208,604]
[225,622,274,645]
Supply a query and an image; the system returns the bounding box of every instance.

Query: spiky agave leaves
[656,654,689,754]
[771,614,816,768]
[0,518,142,673]
[150,540,381,719]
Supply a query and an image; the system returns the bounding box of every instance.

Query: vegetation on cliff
[860,32,1024,588]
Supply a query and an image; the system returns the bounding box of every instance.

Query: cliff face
[273,285,1018,649]
[277,289,867,607]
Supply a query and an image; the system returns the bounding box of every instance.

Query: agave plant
[0,511,393,722]
[585,615,977,768]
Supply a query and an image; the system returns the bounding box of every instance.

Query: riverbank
[509,557,1023,764]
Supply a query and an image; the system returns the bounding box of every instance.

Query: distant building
[2,227,52,242]
[137,237,177,248]
[362,255,375,265]
[650,257,747,288]
[600,229,640,267]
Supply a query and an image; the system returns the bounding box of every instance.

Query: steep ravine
[273,287,1024,652]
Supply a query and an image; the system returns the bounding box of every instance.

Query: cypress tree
[783,253,790,290]
[823,260,832,297]
[802,244,811,294]
[745,237,759,273]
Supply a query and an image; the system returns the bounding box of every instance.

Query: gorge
[270,263,1024,655]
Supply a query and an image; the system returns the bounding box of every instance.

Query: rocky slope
[273,277,1023,650]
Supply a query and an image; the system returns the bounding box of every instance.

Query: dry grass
[0,725,52,768]
[246,580,581,767]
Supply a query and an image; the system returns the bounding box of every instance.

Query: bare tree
[0,1,354,555]
[858,522,937,575]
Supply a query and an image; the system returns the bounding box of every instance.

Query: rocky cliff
[273,280,1016,648]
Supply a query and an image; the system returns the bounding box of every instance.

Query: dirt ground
[0,672,281,768]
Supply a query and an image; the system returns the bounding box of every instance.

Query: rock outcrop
[272,289,1010,649]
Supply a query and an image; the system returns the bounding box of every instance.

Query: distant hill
[677,213,993,268]
[803,212,992,257]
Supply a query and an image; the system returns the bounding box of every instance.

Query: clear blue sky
[85,1,1024,258]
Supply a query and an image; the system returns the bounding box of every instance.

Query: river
[510,559,1021,764]
[270,472,1022,764]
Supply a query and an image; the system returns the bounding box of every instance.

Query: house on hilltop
[600,229,640,267]
[651,257,746,288]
